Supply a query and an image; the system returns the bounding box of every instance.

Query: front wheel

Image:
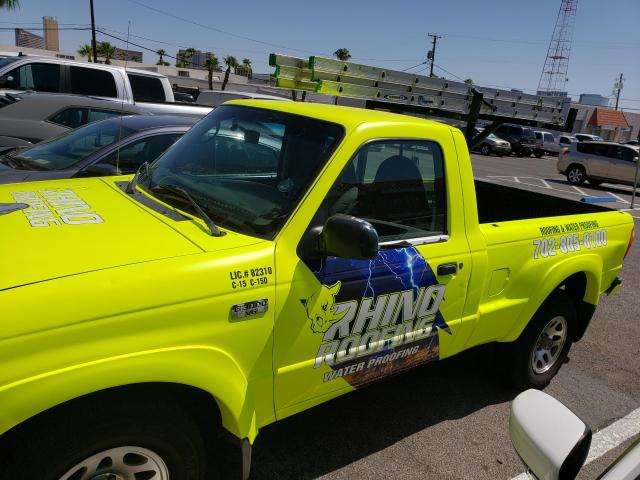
[2,396,211,480]
[506,291,575,389]
[566,165,586,185]
[480,144,491,156]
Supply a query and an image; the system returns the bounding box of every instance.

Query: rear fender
[501,254,602,342]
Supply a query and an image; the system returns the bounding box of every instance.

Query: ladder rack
[269,53,576,147]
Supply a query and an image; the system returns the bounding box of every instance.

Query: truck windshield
[142,105,344,239]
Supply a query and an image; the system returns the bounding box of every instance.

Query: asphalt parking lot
[472,152,640,218]
[247,153,640,480]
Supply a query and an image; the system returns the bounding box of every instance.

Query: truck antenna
[116,21,132,176]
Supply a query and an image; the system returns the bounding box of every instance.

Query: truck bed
[475,179,609,224]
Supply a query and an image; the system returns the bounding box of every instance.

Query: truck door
[273,138,471,416]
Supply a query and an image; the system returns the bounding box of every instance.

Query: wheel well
[567,163,585,172]
[555,272,595,341]
[0,382,222,450]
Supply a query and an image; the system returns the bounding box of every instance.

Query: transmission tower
[538,0,578,96]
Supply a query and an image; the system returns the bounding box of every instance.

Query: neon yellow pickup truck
[0,101,634,480]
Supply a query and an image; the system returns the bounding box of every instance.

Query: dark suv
[495,124,536,157]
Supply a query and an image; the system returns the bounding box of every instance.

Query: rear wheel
[2,396,211,480]
[505,291,575,389]
[534,152,544,158]
[480,144,491,156]
[566,165,586,185]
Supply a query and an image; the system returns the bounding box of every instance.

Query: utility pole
[612,74,624,110]
[613,73,624,110]
[89,0,98,63]
[427,33,442,77]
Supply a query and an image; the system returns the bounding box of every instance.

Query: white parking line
[572,185,588,195]
[607,192,630,204]
[510,405,640,480]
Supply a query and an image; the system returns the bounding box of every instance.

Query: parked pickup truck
[0,101,634,480]
[0,55,175,103]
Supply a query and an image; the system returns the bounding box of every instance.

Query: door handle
[437,262,458,276]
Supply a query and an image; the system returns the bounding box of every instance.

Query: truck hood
[0,177,254,290]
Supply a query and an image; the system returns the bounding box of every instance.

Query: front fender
[0,346,260,442]
[501,253,602,342]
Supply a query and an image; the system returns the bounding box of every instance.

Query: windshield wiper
[126,162,149,194]
[151,183,224,237]
[5,154,46,171]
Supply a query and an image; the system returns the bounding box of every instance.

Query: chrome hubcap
[568,169,583,183]
[59,446,169,480]
[531,315,567,374]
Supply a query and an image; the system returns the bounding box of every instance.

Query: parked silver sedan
[0,91,210,150]
[557,141,639,187]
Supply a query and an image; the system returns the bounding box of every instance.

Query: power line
[433,63,466,82]
[124,0,322,55]
[433,32,640,49]
[402,61,427,72]
[96,29,179,60]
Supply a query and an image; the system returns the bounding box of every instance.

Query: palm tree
[464,78,474,85]
[0,0,20,9]
[241,58,252,79]
[183,47,197,67]
[204,53,220,90]
[77,44,93,62]
[98,42,116,64]
[176,52,188,68]
[221,55,238,91]
[156,49,168,66]
[333,48,351,61]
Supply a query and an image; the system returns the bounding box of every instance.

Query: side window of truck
[128,73,167,102]
[69,67,118,98]
[325,139,446,242]
[1,62,61,92]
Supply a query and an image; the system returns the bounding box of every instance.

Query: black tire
[480,144,491,156]
[1,395,210,480]
[535,152,544,158]
[587,178,602,187]
[566,164,586,185]
[505,291,575,389]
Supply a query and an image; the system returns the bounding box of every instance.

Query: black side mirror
[299,214,379,260]
[82,163,121,176]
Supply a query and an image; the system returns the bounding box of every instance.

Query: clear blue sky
[1,0,638,109]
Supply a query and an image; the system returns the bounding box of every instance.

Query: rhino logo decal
[301,281,348,334]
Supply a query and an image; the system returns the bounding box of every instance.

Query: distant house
[572,104,633,142]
